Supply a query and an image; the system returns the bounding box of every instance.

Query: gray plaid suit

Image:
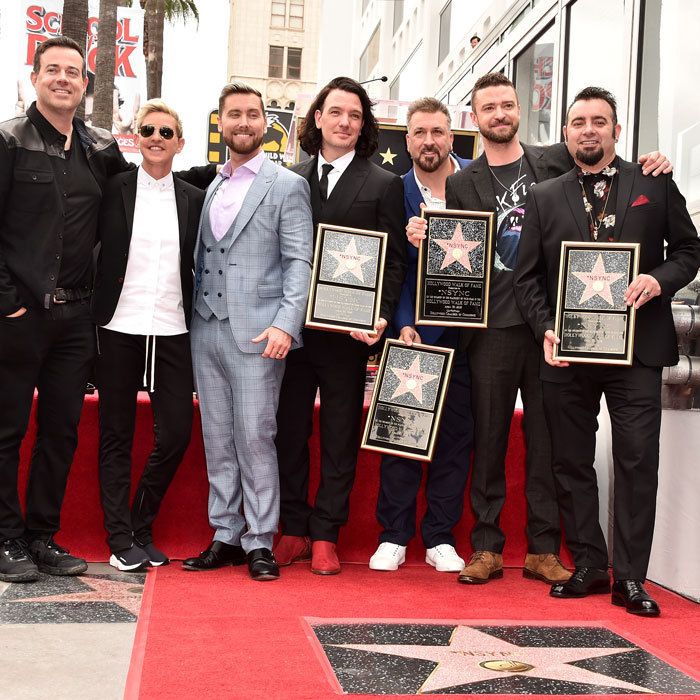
[191,156,313,552]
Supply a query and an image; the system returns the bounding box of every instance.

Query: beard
[414,148,449,173]
[575,146,605,166]
[479,120,519,145]
[225,131,264,155]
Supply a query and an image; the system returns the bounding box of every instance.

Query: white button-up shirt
[318,149,356,198]
[104,167,186,336]
[414,155,462,210]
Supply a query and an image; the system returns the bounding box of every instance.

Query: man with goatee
[183,83,313,582]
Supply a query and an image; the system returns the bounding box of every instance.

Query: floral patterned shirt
[577,157,619,242]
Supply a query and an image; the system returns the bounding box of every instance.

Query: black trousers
[376,332,473,549]
[542,363,662,581]
[467,324,561,554]
[276,329,367,542]
[0,301,94,542]
[96,328,193,552]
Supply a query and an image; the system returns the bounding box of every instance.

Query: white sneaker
[369,542,407,571]
[425,544,465,572]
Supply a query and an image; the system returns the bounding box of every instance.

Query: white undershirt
[104,167,186,336]
[318,149,356,198]
[414,155,462,210]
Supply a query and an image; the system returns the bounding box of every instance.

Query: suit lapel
[323,155,370,222]
[231,157,277,242]
[523,145,549,184]
[562,172,590,241]
[121,170,138,243]
[468,153,497,211]
[295,157,316,184]
[613,160,637,241]
[404,169,423,218]
[173,177,189,247]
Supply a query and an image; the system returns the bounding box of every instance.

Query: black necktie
[319,163,333,202]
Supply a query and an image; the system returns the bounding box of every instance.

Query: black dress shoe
[247,548,280,581]
[550,566,610,598]
[182,541,246,571]
[612,579,660,616]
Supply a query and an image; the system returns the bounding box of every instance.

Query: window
[271,1,285,27]
[565,0,625,117]
[359,27,380,81]
[393,0,404,35]
[271,0,304,30]
[438,1,451,65]
[268,46,284,78]
[514,23,555,145]
[287,47,302,80]
[289,0,304,30]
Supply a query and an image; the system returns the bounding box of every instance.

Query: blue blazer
[392,155,472,344]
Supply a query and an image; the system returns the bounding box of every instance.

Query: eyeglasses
[138,124,175,140]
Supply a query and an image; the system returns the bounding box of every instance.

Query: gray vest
[194,209,236,321]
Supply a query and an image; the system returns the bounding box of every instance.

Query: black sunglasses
[139,124,175,139]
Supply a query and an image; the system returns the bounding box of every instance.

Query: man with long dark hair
[274,77,406,575]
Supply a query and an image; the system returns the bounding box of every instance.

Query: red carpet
[19,394,546,566]
[126,564,700,699]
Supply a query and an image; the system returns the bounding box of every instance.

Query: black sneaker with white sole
[0,539,39,583]
[29,538,88,576]
[109,544,150,572]
[138,542,169,567]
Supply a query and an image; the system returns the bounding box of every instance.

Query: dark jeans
[96,328,194,552]
[376,332,473,549]
[467,324,561,554]
[0,301,94,541]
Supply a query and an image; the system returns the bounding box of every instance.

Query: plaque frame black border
[553,241,640,365]
[305,223,387,334]
[360,339,454,462]
[415,208,494,328]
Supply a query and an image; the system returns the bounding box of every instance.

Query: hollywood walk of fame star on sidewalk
[433,222,481,272]
[390,356,439,404]
[332,625,654,694]
[328,238,374,283]
[9,575,144,617]
[572,253,625,306]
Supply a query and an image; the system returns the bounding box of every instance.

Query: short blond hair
[136,98,183,138]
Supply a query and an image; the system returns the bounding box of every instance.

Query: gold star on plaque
[379,147,397,165]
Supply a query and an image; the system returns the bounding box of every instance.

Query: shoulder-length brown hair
[298,76,379,158]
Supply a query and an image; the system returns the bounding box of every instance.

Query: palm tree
[60,0,89,119]
[92,0,119,130]
[140,0,199,99]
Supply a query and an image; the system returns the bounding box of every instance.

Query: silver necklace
[489,155,523,205]
[578,172,615,241]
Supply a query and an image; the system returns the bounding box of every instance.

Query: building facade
[227,0,322,109]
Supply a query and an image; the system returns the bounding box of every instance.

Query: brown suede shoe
[523,553,571,584]
[273,535,311,567]
[311,540,341,575]
[457,551,503,584]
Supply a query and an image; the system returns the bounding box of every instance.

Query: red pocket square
[631,194,651,207]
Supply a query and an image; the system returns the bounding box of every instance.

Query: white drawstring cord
[142,335,157,392]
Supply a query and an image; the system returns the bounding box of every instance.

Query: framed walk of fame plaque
[553,241,640,365]
[416,208,494,328]
[361,340,454,462]
[305,224,387,334]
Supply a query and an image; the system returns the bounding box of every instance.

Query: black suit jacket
[513,158,700,381]
[444,141,573,347]
[92,169,205,329]
[292,155,406,324]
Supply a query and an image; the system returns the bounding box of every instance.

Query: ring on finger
[642,290,651,297]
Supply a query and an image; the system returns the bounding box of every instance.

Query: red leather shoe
[273,535,311,567]
[311,540,341,575]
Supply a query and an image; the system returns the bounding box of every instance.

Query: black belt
[52,287,92,305]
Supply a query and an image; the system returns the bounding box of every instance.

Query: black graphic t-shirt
[488,157,536,327]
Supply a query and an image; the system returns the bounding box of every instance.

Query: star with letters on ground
[310,622,700,695]
[390,357,439,404]
[328,238,373,283]
[572,253,625,305]
[433,223,481,272]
